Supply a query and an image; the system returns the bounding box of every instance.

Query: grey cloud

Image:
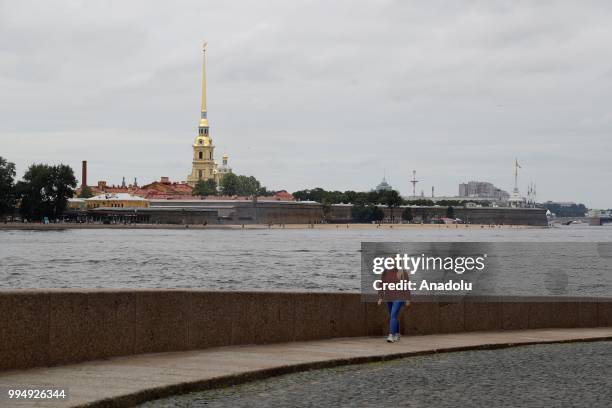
[0,0,611,207]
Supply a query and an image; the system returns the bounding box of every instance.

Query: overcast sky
[1,0,611,207]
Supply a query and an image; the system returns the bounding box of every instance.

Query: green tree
[322,202,332,221]
[369,205,384,222]
[352,192,369,206]
[381,190,403,222]
[351,204,369,222]
[542,202,587,217]
[192,179,217,196]
[0,157,17,218]
[343,190,358,204]
[402,207,413,223]
[367,190,380,205]
[77,185,94,198]
[220,172,239,196]
[257,186,275,196]
[405,199,435,206]
[309,187,327,203]
[293,188,395,206]
[292,189,311,201]
[446,206,455,219]
[236,175,261,196]
[437,200,464,207]
[326,190,345,204]
[16,164,77,221]
[351,204,384,223]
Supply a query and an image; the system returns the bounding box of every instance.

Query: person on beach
[377,266,411,343]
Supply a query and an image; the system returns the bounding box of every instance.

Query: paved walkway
[1,328,610,408]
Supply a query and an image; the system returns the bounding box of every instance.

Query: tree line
[541,202,588,218]
[0,157,77,221]
[292,187,479,208]
[192,173,273,197]
[292,187,494,223]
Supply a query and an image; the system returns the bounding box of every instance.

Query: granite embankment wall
[1,290,610,371]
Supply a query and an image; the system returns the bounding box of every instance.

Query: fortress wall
[0,290,609,371]
[406,206,548,225]
[327,205,548,226]
[147,210,219,225]
[328,205,353,222]
[140,201,547,225]
[454,207,548,226]
[230,202,324,224]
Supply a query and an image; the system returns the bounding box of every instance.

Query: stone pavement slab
[0,328,610,408]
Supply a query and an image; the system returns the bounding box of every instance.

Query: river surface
[1,225,611,295]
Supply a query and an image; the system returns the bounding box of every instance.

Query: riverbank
[0,222,543,231]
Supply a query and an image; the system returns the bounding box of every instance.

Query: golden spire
[199,41,208,128]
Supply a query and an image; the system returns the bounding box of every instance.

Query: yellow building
[85,193,149,209]
[68,198,86,210]
[187,43,232,187]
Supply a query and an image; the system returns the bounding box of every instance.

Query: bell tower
[187,42,217,186]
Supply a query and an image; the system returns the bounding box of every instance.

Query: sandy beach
[0,222,543,231]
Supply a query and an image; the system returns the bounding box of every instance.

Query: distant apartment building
[458,181,509,202]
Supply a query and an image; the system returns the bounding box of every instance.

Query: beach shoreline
[0,222,544,231]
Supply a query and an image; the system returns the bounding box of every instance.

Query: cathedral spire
[188,42,216,187]
[199,42,208,128]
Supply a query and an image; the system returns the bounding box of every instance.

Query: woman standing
[377,267,411,343]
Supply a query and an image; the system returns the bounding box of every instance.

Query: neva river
[1,225,611,296]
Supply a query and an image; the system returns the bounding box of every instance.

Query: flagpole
[514,158,522,193]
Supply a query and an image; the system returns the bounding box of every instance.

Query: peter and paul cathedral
[187,43,231,187]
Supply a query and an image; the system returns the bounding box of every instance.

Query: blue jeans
[386,301,405,335]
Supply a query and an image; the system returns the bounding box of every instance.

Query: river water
[1,225,611,296]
